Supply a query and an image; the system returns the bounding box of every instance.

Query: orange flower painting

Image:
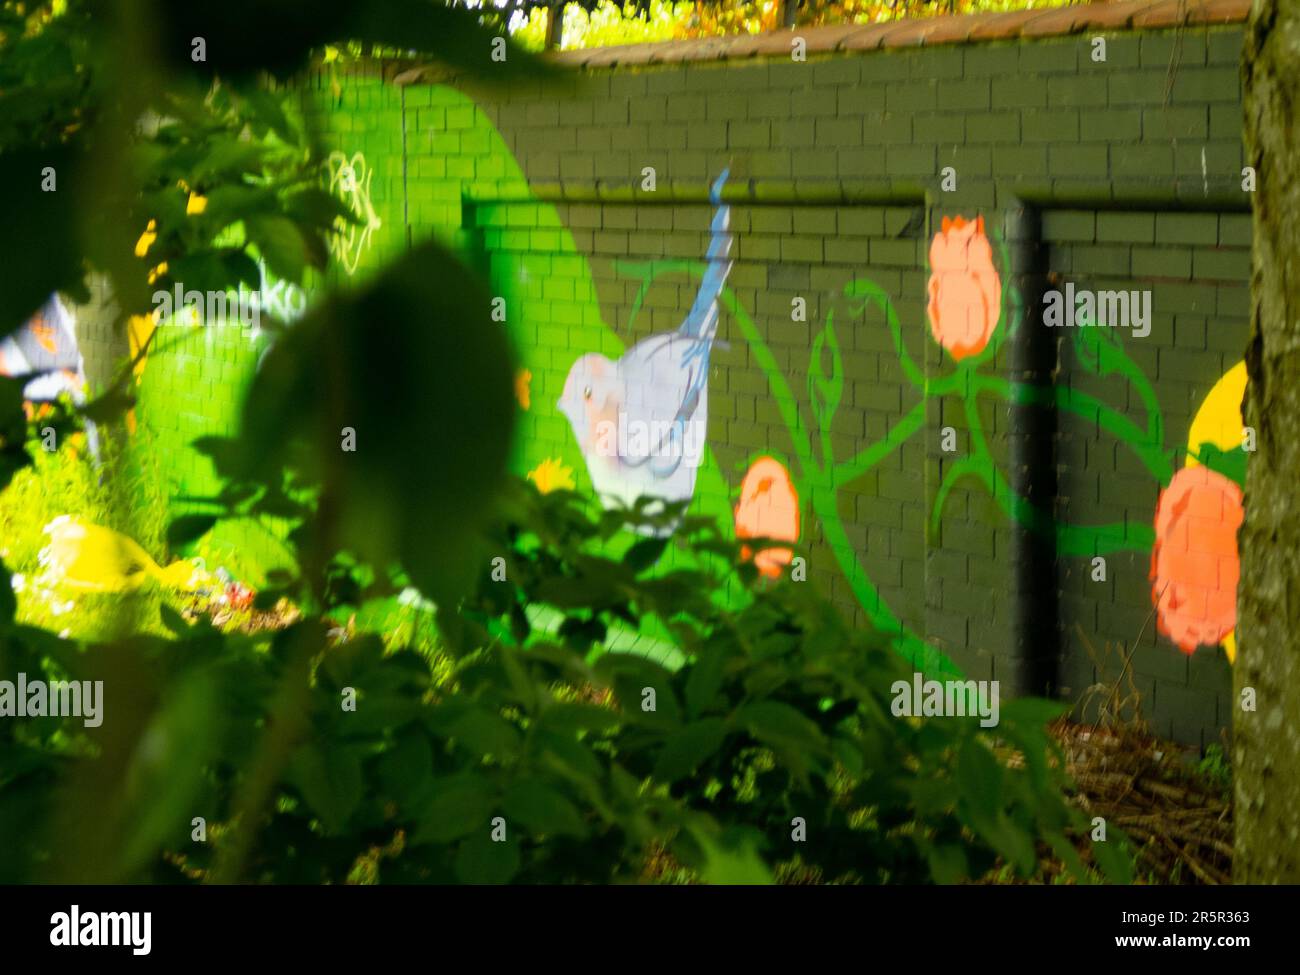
[926,215,1002,361]
[515,368,532,411]
[734,457,800,578]
[1150,466,1243,656]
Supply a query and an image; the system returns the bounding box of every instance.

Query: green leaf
[446,708,522,760]
[376,731,435,808]
[502,780,586,838]
[191,436,246,480]
[411,775,495,845]
[734,700,826,752]
[239,239,516,606]
[159,602,190,635]
[78,388,137,425]
[998,696,1069,730]
[1193,441,1249,489]
[623,537,669,573]
[284,187,360,229]
[926,843,970,884]
[116,669,225,872]
[684,640,733,719]
[454,831,520,884]
[537,703,620,736]
[686,825,773,885]
[200,185,279,227]
[285,741,363,835]
[807,309,844,432]
[654,718,728,782]
[1090,833,1136,885]
[594,655,681,727]
[969,810,1038,876]
[167,250,249,297]
[1046,830,1091,884]
[957,738,1003,821]
[193,138,267,182]
[240,87,297,144]
[0,146,82,338]
[245,215,310,283]
[167,514,218,548]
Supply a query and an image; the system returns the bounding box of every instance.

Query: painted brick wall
[107,18,1251,748]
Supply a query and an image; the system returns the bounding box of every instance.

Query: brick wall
[114,7,1253,748]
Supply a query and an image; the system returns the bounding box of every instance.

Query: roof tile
[881,14,976,48]
[967,9,1051,41]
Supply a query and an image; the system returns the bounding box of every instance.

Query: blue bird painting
[0,294,100,461]
[558,169,733,515]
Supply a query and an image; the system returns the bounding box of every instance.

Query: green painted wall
[106,27,1249,746]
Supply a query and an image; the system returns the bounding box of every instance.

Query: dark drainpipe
[1004,203,1060,698]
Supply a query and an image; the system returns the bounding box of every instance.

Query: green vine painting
[605,214,1245,673]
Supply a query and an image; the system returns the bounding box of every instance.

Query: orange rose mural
[1150,466,1243,656]
[734,457,800,578]
[926,215,1002,361]
[1148,361,1249,662]
[514,368,532,411]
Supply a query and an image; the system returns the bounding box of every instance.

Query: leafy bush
[2,468,1132,884]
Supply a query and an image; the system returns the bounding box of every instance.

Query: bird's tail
[680,168,733,342]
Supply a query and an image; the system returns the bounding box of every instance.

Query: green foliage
[1195,743,1232,796]
[3,464,1132,883]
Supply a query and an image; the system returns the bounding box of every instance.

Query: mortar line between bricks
[465,186,930,206]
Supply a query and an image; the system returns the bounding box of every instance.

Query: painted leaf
[808,311,844,434]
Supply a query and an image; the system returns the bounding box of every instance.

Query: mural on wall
[557,169,732,519]
[611,216,1028,671]
[326,150,382,276]
[0,294,100,460]
[927,216,1002,361]
[1,294,86,402]
[612,206,1246,671]
[1152,361,1248,662]
[733,456,801,579]
[112,85,1231,681]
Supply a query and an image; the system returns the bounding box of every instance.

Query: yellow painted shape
[127,313,157,381]
[41,517,210,593]
[527,457,576,494]
[1186,360,1247,466]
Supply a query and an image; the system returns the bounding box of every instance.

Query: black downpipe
[1005,204,1060,697]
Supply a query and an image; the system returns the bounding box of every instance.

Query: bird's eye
[583,386,592,400]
